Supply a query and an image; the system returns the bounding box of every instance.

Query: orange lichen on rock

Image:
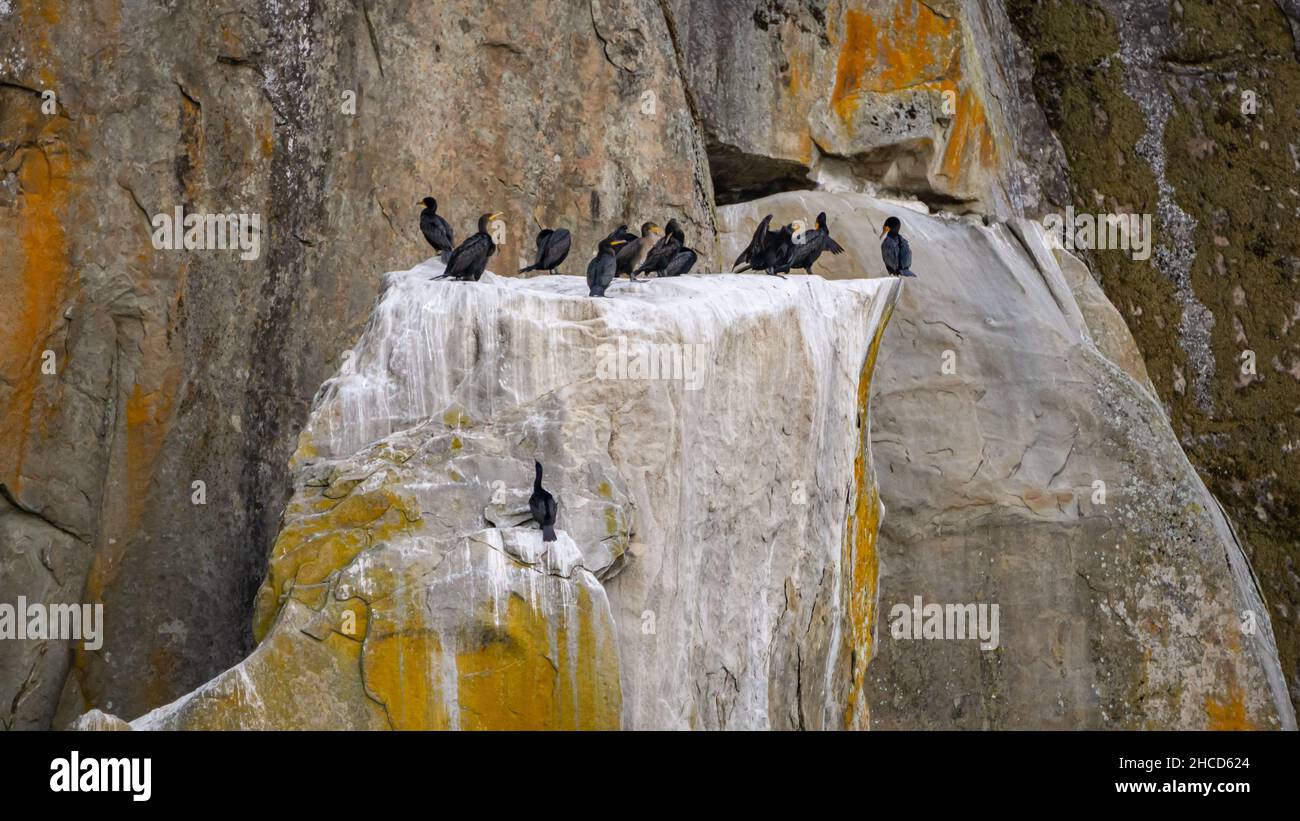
[1206,682,1253,730]
[938,87,998,183]
[842,302,893,730]
[831,2,960,120]
[0,121,74,489]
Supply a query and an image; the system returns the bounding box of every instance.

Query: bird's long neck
[534,463,543,491]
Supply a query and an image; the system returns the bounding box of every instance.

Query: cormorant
[437,212,501,281]
[634,218,684,277]
[753,222,796,278]
[880,216,917,277]
[775,211,844,276]
[732,214,773,272]
[602,224,638,245]
[587,236,628,297]
[419,197,454,261]
[519,227,571,275]
[662,246,697,276]
[529,461,557,543]
[617,222,662,280]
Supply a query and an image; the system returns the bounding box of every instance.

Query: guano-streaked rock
[81,260,898,730]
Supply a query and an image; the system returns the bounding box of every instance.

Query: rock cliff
[1006,0,1300,715]
[720,191,1294,729]
[83,261,897,730]
[5,0,1296,730]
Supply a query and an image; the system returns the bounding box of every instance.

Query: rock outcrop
[86,260,898,730]
[671,0,1069,215]
[1007,0,1300,712]
[1,0,716,728]
[719,190,1294,729]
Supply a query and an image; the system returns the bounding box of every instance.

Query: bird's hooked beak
[880,226,889,239]
[611,239,628,246]
[488,212,502,221]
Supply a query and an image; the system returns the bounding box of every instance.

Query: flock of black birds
[417,199,920,541]
[418,196,920,298]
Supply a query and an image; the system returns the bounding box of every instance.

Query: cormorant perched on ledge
[519,227,571,275]
[776,212,844,276]
[618,221,661,280]
[436,212,500,281]
[419,197,454,261]
[881,216,917,277]
[732,214,773,272]
[529,461,557,543]
[635,218,684,277]
[587,236,627,296]
[662,246,697,276]
[756,222,796,278]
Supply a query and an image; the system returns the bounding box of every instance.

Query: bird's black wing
[824,235,845,255]
[734,220,768,269]
[446,233,492,279]
[881,234,900,273]
[636,235,677,273]
[421,211,454,251]
[541,229,571,269]
[898,235,912,271]
[664,248,697,276]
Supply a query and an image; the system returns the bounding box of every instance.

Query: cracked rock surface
[718,190,1294,729]
[76,259,898,730]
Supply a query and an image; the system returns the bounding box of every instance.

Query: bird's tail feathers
[901,269,918,278]
[519,264,537,274]
[542,525,556,542]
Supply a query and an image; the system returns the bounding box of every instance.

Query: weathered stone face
[671,0,1068,215]
[76,259,896,730]
[1007,0,1300,715]
[0,0,715,728]
[715,190,1292,729]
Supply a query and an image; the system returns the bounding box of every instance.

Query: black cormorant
[732,214,773,272]
[662,246,698,276]
[602,224,637,245]
[437,212,501,281]
[617,221,661,280]
[519,228,571,275]
[587,236,628,297]
[880,216,917,277]
[529,461,557,543]
[775,212,844,276]
[419,197,454,261]
[754,222,796,278]
[634,218,684,277]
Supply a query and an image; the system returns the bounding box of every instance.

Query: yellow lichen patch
[842,301,893,730]
[364,575,620,730]
[442,408,473,428]
[155,605,390,730]
[1206,683,1253,731]
[252,478,421,641]
[364,626,451,730]
[289,428,320,466]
